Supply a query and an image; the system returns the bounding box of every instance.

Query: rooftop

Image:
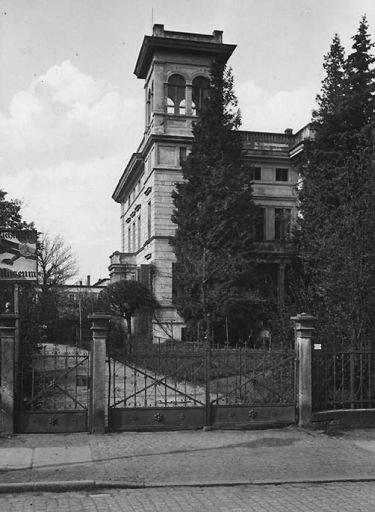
[134,24,236,79]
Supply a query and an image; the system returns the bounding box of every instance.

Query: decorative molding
[145,253,152,260]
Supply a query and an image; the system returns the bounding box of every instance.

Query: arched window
[192,76,209,115]
[167,74,186,115]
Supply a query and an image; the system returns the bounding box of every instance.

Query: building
[109,25,311,341]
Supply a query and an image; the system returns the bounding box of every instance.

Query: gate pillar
[0,314,18,435]
[89,313,111,434]
[291,313,315,428]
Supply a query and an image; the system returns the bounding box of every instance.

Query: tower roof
[134,24,236,79]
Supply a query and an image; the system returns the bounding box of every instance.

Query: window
[147,201,151,239]
[167,74,186,115]
[250,167,261,181]
[137,215,141,249]
[172,262,179,302]
[255,208,265,241]
[192,76,209,115]
[128,227,131,252]
[276,168,289,182]
[275,208,291,241]
[122,219,125,251]
[132,222,136,251]
[146,83,153,125]
[179,147,187,166]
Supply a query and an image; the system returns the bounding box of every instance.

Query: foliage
[172,61,264,342]
[297,17,375,348]
[99,279,158,339]
[0,189,34,230]
[0,190,39,356]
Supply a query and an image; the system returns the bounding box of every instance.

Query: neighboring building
[56,275,108,345]
[109,25,311,341]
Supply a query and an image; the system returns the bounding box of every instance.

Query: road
[1,482,374,511]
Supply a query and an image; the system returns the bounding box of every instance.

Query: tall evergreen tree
[172,62,263,342]
[344,16,375,136]
[297,20,375,348]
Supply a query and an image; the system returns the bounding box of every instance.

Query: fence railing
[312,350,375,411]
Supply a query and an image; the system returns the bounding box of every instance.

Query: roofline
[134,36,236,79]
[112,152,143,202]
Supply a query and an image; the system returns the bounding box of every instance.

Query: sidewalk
[1,427,375,492]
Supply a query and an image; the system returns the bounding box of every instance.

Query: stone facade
[109,25,310,341]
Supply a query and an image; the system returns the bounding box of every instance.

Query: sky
[1,0,375,283]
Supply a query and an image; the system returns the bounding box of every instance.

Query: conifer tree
[298,19,375,347]
[172,62,262,341]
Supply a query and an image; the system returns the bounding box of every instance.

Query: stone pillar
[0,314,18,435]
[186,84,193,115]
[88,313,111,434]
[291,313,315,428]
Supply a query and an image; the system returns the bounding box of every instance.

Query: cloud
[236,80,316,133]
[0,62,141,280]
[0,61,142,172]
[3,155,122,280]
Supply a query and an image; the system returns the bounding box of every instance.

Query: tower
[110,25,235,340]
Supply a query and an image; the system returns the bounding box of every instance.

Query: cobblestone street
[1,482,374,511]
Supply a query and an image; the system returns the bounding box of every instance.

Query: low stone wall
[312,409,375,429]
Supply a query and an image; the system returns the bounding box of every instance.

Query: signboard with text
[0,230,38,281]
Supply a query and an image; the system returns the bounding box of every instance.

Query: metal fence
[313,350,375,411]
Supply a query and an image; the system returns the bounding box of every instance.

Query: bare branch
[38,233,78,287]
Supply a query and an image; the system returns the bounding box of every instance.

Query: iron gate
[15,343,91,433]
[210,346,295,428]
[108,341,295,431]
[108,342,206,431]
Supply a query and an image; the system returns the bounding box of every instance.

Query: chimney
[153,24,164,37]
[284,128,293,136]
[86,275,91,287]
[213,30,223,43]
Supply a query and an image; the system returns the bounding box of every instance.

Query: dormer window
[167,74,186,115]
[192,76,209,115]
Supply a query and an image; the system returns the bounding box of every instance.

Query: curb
[2,476,375,494]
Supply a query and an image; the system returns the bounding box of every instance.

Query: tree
[37,233,78,343]
[297,19,375,348]
[38,233,78,289]
[0,190,39,354]
[344,16,375,136]
[99,280,158,342]
[172,61,263,342]
[0,189,33,230]
[0,189,35,309]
